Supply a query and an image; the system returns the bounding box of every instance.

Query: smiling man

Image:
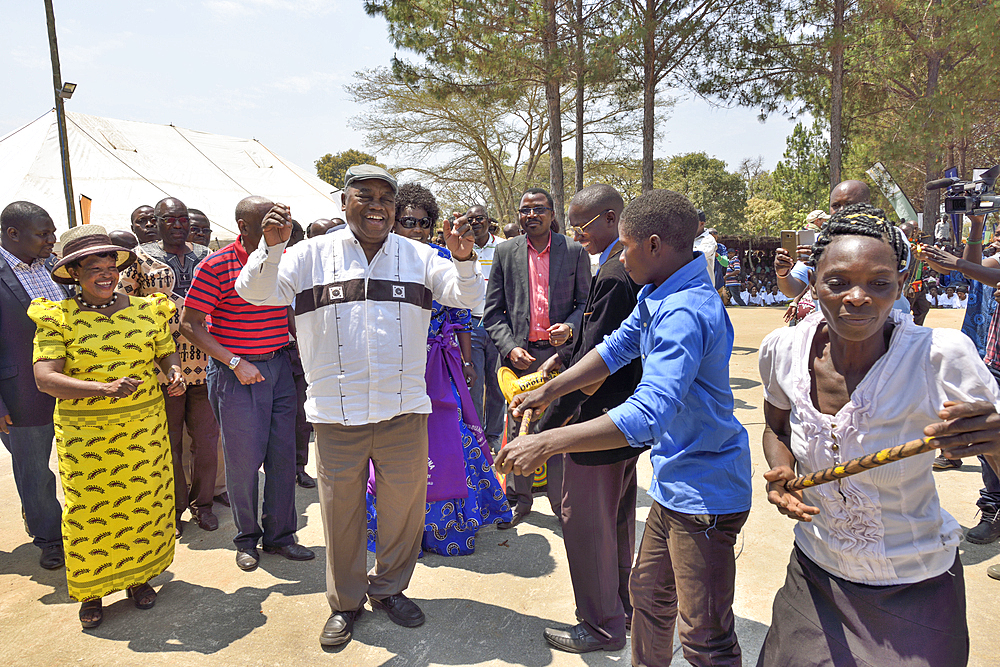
[119,197,219,537]
[234,164,485,648]
[0,202,67,571]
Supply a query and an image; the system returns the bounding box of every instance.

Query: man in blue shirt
[497,189,752,667]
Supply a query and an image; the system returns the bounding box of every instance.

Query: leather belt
[241,345,291,362]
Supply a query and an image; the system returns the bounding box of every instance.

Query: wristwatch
[462,361,473,368]
[228,355,241,370]
[454,251,478,262]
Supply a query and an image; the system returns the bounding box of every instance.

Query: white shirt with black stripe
[235,228,484,426]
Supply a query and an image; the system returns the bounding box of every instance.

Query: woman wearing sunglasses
[366,183,512,556]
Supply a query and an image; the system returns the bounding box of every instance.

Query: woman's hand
[461,362,477,389]
[165,367,186,397]
[924,400,1000,461]
[103,377,142,398]
[763,465,821,522]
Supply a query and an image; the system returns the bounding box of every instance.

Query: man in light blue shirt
[497,189,752,666]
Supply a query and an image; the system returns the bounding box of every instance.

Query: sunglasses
[569,209,612,237]
[468,215,487,224]
[518,206,553,217]
[156,216,189,226]
[398,216,433,229]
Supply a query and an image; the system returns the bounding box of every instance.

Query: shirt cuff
[596,340,626,375]
[258,235,288,263]
[607,401,655,449]
[453,255,481,278]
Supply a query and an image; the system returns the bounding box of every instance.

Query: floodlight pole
[44,0,77,228]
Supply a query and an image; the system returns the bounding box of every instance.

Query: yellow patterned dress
[29,294,177,602]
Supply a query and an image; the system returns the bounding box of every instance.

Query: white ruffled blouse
[759,310,999,585]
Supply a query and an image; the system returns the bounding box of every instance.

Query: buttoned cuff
[258,235,288,263]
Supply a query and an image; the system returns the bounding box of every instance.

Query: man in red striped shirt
[180,195,315,572]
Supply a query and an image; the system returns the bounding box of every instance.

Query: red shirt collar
[234,236,251,265]
[527,231,552,255]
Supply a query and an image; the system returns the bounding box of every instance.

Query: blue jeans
[978,456,1000,512]
[470,322,504,443]
[1,423,62,548]
[207,351,298,551]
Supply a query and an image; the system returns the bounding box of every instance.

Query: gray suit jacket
[484,232,591,366]
[0,255,67,427]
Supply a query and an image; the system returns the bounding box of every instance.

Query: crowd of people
[1,163,999,667]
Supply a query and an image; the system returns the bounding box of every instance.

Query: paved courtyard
[1,307,997,666]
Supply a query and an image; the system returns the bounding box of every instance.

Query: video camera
[926,165,999,216]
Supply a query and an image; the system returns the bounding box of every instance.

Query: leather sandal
[126,582,157,609]
[79,599,103,629]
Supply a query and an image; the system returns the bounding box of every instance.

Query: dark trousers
[289,348,312,471]
[630,501,749,667]
[207,352,298,551]
[1,423,62,548]
[726,285,744,306]
[470,322,504,443]
[164,383,219,516]
[561,454,638,642]
[978,455,1000,511]
[504,342,563,516]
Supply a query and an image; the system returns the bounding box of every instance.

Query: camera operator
[920,213,1000,548]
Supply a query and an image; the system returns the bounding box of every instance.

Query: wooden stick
[518,408,535,437]
[785,436,937,491]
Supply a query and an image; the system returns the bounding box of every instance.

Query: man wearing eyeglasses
[119,197,220,537]
[466,204,504,451]
[188,209,213,248]
[484,187,590,527]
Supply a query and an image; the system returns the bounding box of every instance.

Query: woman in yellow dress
[30,225,185,629]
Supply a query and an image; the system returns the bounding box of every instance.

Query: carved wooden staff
[785,436,937,492]
[517,408,535,437]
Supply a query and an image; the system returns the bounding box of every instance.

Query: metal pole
[44,0,77,228]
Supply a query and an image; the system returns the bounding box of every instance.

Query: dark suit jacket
[537,242,645,465]
[0,255,65,427]
[484,232,591,367]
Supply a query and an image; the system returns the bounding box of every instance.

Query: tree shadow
[731,377,762,391]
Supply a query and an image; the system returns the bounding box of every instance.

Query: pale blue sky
[3,0,800,180]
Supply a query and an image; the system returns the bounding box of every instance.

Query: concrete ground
[1,307,997,666]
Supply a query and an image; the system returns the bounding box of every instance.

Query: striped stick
[785,437,937,491]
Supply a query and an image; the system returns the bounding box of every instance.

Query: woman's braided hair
[808,202,908,272]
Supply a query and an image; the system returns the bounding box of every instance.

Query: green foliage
[656,153,747,234]
[772,120,830,225]
[315,150,386,189]
[744,197,786,237]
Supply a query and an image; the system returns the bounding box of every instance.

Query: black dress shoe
[213,492,231,507]
[195,510,219,531]
[262,542,315,561]
[369,593,425,627]
[39,544,64,570]
[236,548,260,571]
[497,509,529,530]
[296,470,317,488]
[544,623,625,654]
[320,609,361,647]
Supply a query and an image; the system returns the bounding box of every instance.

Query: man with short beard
[119,197,219,537]
[131,205,159,243]
[234,165,484,647]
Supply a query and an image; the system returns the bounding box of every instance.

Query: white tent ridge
[0,110,343,239]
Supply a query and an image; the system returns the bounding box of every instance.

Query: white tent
[0,110,343,239]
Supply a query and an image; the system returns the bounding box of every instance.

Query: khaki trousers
[314,413,428,613]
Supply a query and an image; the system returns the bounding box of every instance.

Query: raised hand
[261,204,293,247]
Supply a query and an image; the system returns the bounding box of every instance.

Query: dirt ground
[0,305,996,666]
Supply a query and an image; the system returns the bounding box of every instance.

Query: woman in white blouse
[756,203,1000,667]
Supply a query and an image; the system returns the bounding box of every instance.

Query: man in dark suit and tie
[484,187,590,526]
[533,184,643,653]
[0,202,67,570]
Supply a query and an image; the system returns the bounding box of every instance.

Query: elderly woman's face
[812,235,905,342]
[68,253,119,303]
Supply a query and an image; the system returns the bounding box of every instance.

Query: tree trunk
[544,0,565,227]
[641,0,655,193]
[829,0,845,187]
[575,0,584,193]
[922,51,941,236]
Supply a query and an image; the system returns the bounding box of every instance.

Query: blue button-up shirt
[597,253,752,515]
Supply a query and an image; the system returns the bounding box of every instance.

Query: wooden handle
[518,408,534,437]
[785,437,936,491]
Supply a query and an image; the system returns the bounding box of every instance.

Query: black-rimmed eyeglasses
[518,206,553,217]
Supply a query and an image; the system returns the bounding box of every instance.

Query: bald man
[108,230,139,250]
[181,196,314,571]
[131,205,159,243]
[306,218,338,238]
[775,180,872,298]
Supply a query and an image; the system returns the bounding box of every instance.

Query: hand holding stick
[785,436,936,491]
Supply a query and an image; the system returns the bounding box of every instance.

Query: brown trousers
[561,453,638,642]
[164,383,219,516]
[314,413,428,613]
[630,501,750,667]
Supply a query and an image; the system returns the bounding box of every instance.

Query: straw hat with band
[51,225,136,285]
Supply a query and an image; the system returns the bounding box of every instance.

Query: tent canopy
[0,110,343,239]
